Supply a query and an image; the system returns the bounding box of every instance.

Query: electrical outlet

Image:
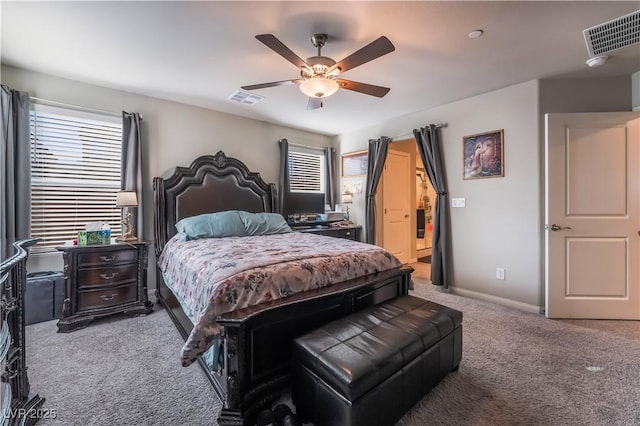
[496,268,505,280]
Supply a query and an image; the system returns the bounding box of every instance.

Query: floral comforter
[158,231,402,366]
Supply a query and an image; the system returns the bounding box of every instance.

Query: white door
[545,112,640,319]
[382,149,412,264]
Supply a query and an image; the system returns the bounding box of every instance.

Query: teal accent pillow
[175,211,247,241]
[238,211,292,235]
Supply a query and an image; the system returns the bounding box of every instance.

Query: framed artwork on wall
[463,129,504,179]
[341,150,368,177]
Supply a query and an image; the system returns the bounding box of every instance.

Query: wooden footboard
[156,265,413,426]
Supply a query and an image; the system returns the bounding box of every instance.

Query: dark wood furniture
[292,296,463,426]
[56,241,152,332]
[153,151,413,426]
[296,225,361,241]
[1,240,45,425]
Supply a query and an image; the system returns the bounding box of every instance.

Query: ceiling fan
[241,33,395,110]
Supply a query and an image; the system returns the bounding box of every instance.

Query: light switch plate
[451,198,466,208]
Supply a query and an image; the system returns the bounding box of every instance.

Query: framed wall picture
[463,129,504,179]
[341,150,368,177]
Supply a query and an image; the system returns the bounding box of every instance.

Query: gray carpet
[26,279,640,426]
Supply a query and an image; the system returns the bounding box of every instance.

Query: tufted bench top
[293,295,463,402]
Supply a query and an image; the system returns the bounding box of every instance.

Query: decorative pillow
[175,211,247,241]
[238,211,292,235]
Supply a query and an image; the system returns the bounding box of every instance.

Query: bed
[153,151,413,425]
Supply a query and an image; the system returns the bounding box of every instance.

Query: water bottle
[101,222,111,244]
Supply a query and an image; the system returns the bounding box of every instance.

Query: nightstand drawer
[318,228,358,240]
[77,284,138,311]
[296,226,361,241]
[57,241,152,332]
[77,249,137,267]
[77,264,137,289]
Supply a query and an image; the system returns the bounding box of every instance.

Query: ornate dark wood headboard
[153,151,278,258]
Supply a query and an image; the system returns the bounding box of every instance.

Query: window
[288,149,325,193]
[30,105,123,251]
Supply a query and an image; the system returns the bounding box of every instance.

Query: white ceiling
[2,1,639,136]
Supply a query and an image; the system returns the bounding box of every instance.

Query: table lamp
[116,190,138,241]
[341,193,353,225]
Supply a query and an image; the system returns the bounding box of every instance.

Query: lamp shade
[341,193,353,204]
[299,77,339,98]
[116,191,138,207]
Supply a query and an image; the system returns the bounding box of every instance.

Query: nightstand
[56,240,153,332]
[297,225,361,241]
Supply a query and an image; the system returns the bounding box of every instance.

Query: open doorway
[416,166,436,263]
[376,139,437,265]
[375,139,416,263]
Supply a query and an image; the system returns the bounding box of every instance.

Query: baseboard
[409,258,417,264]
[448,287,542,314]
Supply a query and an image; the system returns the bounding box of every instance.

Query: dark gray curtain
[414,125,450,288]
[364,136,391,244]
[324,147,338,210]
[278,138,289,214]
[121,112,143,239]
[1,85,31,260]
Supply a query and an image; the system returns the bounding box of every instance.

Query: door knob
[404,214,409,218]
[549,224,571,231]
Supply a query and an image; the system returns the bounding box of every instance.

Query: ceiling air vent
[227,90,264,105]
[583,10,640,57]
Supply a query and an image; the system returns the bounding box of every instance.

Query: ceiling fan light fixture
[299,76,339,98]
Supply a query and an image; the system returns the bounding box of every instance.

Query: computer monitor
[283,192,325,217]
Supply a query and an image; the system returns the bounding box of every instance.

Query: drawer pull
[345,232,351,236]
[100,294,118,301]
[100,272,119,280]
[100,255,116,262]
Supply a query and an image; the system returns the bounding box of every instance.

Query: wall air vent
[583,10,640,57]
[227,90,264,105]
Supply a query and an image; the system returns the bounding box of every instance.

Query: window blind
[288,150,325,193]
[30,108,123,251]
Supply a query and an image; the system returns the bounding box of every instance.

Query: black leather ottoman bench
[291,295,462,426]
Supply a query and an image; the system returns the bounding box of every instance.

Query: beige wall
[632,71,640,111]
[2,65,333,285]
[4,63,633,309]
[339,81,542,308]
[339,76,632,310]
[539,76,631,114]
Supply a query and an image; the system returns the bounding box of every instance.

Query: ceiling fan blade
[256,34,310,70]
[331,36,395,73]
[241,79,301,91]
[307,97,323,110]
[336,79,390,98]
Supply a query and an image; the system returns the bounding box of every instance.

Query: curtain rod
[30,96,143,120]
[392,123,448,141]
[288,141,328,152]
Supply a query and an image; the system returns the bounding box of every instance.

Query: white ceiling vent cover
[227,90,264,105]
[583,10,640,57]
